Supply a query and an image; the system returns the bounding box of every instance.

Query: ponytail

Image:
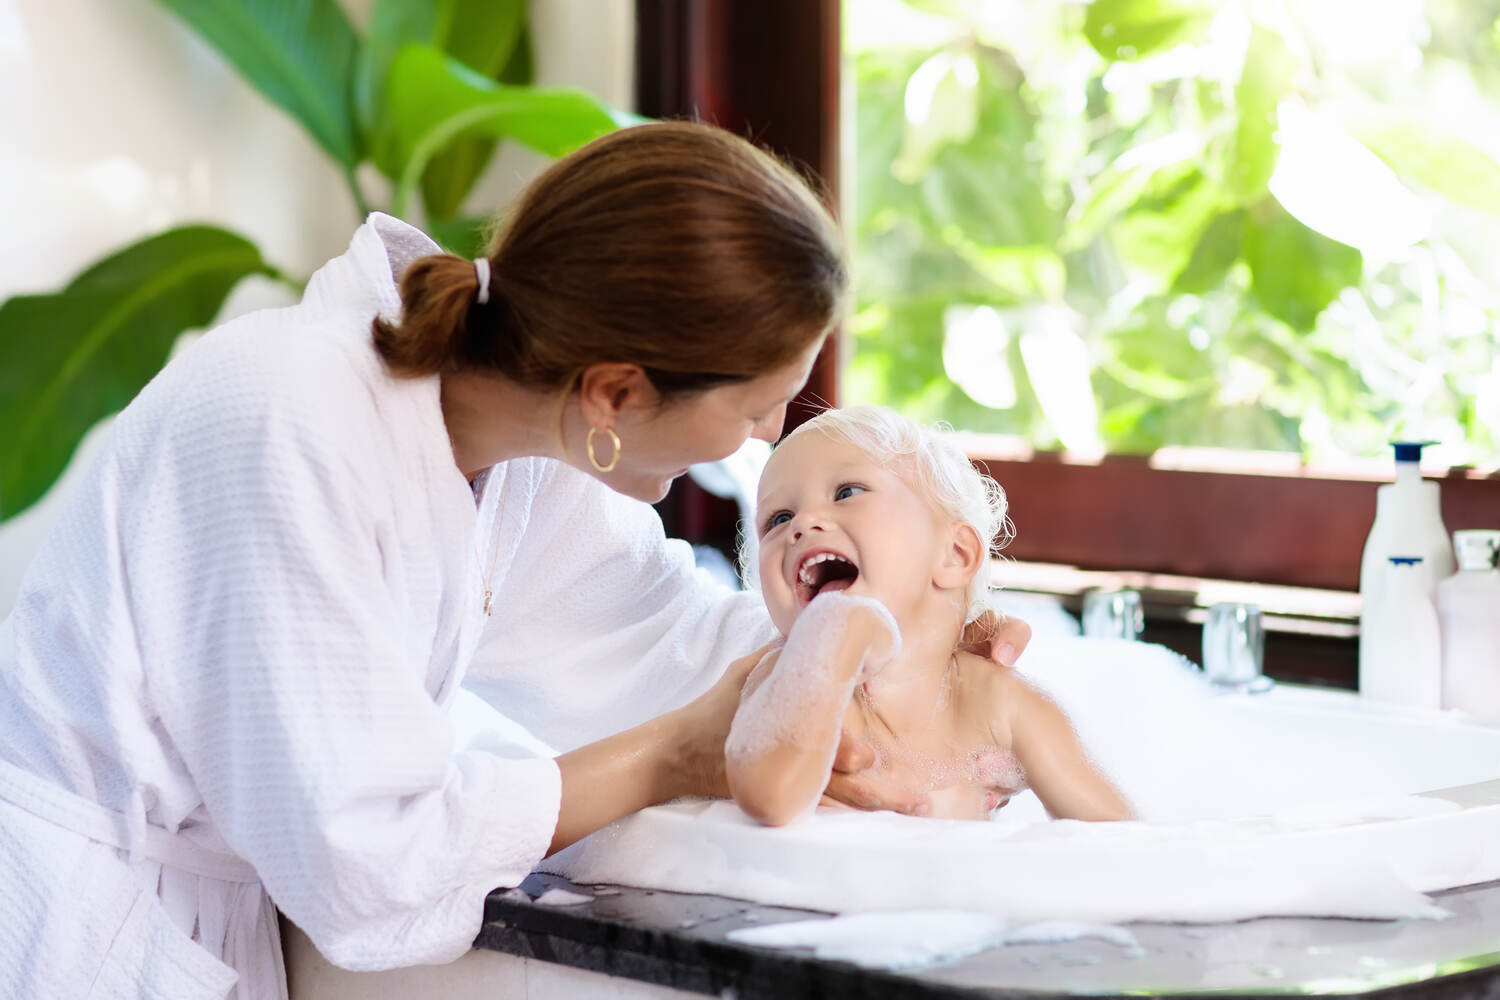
[371,254,522,376]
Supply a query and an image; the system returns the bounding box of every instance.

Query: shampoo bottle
[1358,442,1454,693]
[1438,530,1500,720]
[1359,556,1443,708]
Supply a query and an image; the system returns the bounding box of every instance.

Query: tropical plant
[847,0,1500,465]
[0,0,640,522]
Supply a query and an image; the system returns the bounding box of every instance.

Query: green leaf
[1349,112,1500,217]
[948,241,1067,301]
[1171,209,1245,293]
[1244,202,1362,329]
[427,215,493,258]
[155,0,360,167]
[1083,0,1215,62]
[1225,26,1295,203]
[1110,162,1229,286]
[423,0,530,219]
[436,0,527,79]
[892,49,982,182]
[355,0,440,142]
[0,228,273,520]
[357,0,534,218]
[1062,132,1203,250]
[375,44,645,216]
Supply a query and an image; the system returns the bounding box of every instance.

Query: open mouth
[794,550,860,605]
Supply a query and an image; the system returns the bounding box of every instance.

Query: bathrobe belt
[0,756,259,883]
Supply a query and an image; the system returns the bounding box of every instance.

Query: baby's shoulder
[953,650,1025,700]
[952,650,1028,739]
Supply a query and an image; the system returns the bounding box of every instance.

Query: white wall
[0,0,634,613]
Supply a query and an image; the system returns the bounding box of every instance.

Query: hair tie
[473,258,491,305]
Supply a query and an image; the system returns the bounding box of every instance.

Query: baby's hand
[799,592,901,680]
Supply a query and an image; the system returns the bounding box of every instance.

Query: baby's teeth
[798,552,848,588]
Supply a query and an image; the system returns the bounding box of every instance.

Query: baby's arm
[725,594,900,826]
[1005,677,1135,821]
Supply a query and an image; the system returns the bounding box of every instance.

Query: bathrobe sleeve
[119,342,559,971]
[465,459,779,753]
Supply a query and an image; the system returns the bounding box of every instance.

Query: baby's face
[754,430,952,636]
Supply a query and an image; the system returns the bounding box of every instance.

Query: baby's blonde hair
[748,405,1012,624]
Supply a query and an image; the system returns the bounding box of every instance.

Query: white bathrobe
[0,213,775,1000]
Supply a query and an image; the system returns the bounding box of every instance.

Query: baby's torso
[834,655,1028,821]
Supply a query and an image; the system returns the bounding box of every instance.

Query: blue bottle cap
[1391,441,1434,463]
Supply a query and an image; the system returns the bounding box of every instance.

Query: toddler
[726,406,1133,825]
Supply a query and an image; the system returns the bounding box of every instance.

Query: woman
[0,122,1028,1000]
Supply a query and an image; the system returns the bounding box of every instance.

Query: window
[847,0,1500,465]
[637,0,1500,686]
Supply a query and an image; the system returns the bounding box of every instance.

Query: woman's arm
[464,459,778,753]
[1006,678,1135,821]
[548,642,772,853]
[725,595,899,826]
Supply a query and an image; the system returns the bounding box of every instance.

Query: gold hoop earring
[587,426,622,473]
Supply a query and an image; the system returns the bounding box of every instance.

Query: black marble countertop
[477,873,1500,999]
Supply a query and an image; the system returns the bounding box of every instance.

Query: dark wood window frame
[636,0,1500,687]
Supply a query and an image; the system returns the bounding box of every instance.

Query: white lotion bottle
[1358,442,1454,691]
[1360,557,1443,707]
[1438,530,1500,720]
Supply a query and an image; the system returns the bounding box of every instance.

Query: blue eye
[764,510,792,532]
[834,484,867,501]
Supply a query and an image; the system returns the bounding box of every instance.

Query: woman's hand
[960,608,1032,668]
[674,641,781,799]
[823,732,930,815]
[548,640,779,856]
[822,610,1034,816]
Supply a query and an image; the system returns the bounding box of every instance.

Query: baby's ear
[934,522,985,590]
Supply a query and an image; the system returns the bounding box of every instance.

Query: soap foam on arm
[725,593,900,825]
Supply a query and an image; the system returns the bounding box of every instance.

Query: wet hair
[750,405,1013,625]
[372,121,847,401]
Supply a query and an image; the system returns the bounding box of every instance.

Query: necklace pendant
[483,589,494,616]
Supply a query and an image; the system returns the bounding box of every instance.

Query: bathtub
[288,636,1500,997]
[546,637,1500,925]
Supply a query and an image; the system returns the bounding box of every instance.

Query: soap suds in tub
[726,911,1141,971]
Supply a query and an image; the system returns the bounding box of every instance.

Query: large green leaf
[421,8,532,220]
[356,0,532,219]
[0,228,273,520]
[1061,132,1203,250]
[427,215,493,258]
[1110,162,1228,286]
[376,44,644,216]
[1224,26,1295,203]
[1243,202,1362,330]
[1083,0,1216,61]
[155,0,361,168]
[1349,112,1500,217]
[1171,209,1245,293]
[355,0,440,141]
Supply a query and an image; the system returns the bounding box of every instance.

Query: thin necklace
[470,468,504,616]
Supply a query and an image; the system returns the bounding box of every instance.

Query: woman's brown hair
[372,121,847,399]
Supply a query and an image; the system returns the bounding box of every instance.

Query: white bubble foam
[726,912,1141,971]
[548,638,1500,929]
[725,593,901,761]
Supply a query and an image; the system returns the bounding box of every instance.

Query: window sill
[964,441,1500,592]
[993,558,1361,689]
